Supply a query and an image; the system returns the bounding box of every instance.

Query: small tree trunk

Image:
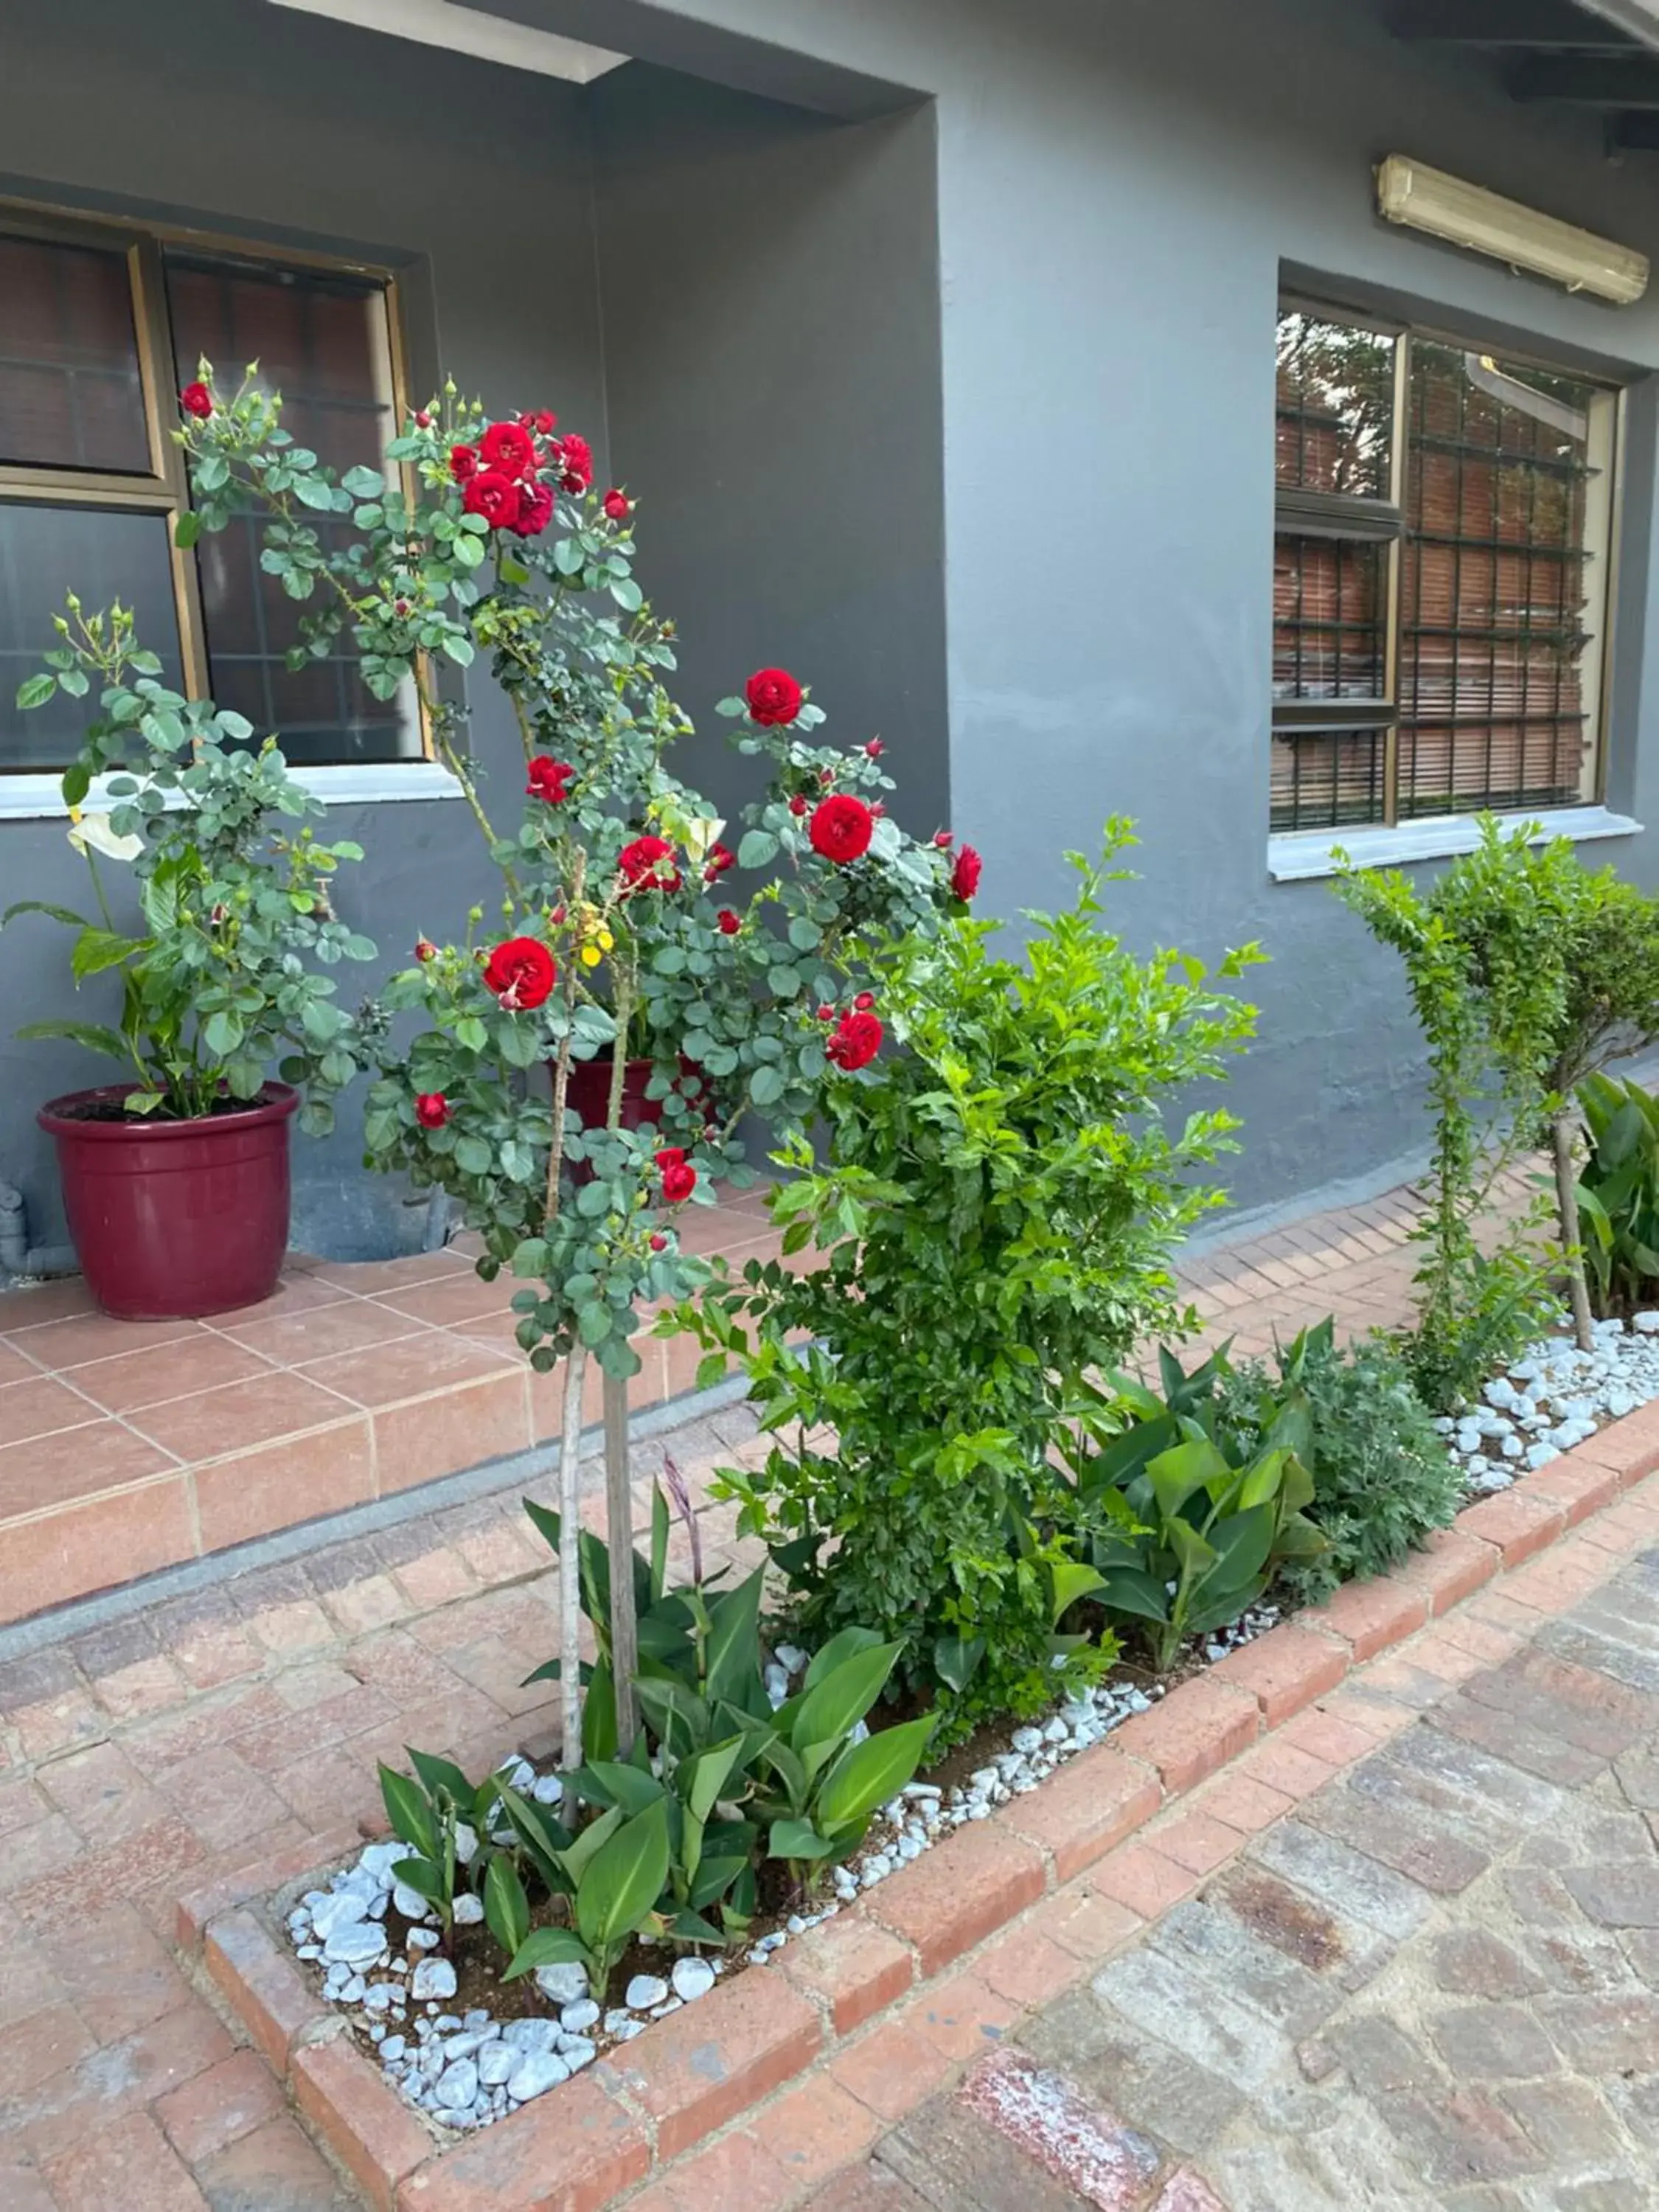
[557,1343,588,1774]
[605,1369,640,1755]
[1552,1107,1595,1354]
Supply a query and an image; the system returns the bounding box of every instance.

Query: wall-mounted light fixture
[1376,155,1648,306]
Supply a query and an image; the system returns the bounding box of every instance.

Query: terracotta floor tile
[0,1477,197,1624]
[373,1370,531,1492]
[0,1376,105,1447]
[205,1270,361,1324]
[310,1248,473,1295]
[0,1340,45,1386]
[7,1310,204,1371]
[126,1371,360,1461]
[38,1740,173,1842]
[0,1278,97,1336]
[371,1268,511,1326]
[66,1332,280,1416]
[193,1417,374,1552]
[218,1296,436,1366]
[0,1421,179,1520]
[299,1326,519,1410]
[44,2107,208,2212]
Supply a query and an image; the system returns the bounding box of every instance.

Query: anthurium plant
[4,595,375,1124]
[173,364,965,1760]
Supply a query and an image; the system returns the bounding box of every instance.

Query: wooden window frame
[1272,294,1621,835]
[0,196,427,772]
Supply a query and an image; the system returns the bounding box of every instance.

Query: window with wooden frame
[1272,301,1618,835]
[0,206,422,774]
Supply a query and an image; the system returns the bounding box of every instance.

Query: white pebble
[625,1975,669,2010]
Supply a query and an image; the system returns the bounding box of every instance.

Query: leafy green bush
[1065,1346,1326,1670]
[1576,1073,1659,1316]
[1219,1321,1462,1604]
[678,835,1263,1740]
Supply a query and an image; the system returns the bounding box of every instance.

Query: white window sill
[1268,804,1643,883]
[0,759,465,820]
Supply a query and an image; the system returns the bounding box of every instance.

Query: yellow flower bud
[580,945,602,968]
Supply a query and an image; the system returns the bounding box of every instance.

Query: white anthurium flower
[66,810,144,863]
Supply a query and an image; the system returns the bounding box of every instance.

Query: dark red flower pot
[564,1056,667,1138]
[38,1082,298,1321]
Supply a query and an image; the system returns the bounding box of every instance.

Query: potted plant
[174,369,967,1753]
[4,597,376,1319]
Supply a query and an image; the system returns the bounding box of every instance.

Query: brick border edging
[175,1402,1659,2212]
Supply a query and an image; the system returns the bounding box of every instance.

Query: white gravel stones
[434,2059,479,2110]
[559,1999,600,2034]
[506,2051,568,2101]
[477,2040,516,2087]
[451,1893,484,1927]
[410,1958,458,2003]
[323,1921,386,1968]
[1442,1316,1659,1498]
[625,1974,669,2011]
[391,1881,430,1921]
[671,1958,716,2003]
[534,1961,588,2005]
[530,1774,564,1806]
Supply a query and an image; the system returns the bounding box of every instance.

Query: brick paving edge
[174,1408,1659,2210]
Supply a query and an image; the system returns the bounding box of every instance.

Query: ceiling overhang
[1388,0,1659,151]
[265,0,628,83]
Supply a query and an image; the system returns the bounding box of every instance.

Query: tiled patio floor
[0,1186,783,1624]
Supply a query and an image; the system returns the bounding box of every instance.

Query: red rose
[827,1009,883,1071]
[180,380,212,420]
[602,488,632,521]
[414,1092,449,1130]
[526,757,573,804]
[414,408,432,428]
[449,443,479,481]
[553,432,593,493]
[414,936,437,962]
[933,830,953,850]
[745,667,803,727]
[479,420,538,477]
[854,991,875,1011]
[951,844,982,900]
[650,1232,668,1251]
[517,480,554,536]
[462,467,523,532]
[865,738,885,759]
[716,908,742,936]
[703,843,734,883]
[655,1145,698,1203]
[788,794,807,817]
[809,794,874,866]
[521,408,557,435]
[482,936,557,1009]
[816,1004,835,1021]
[618,834,682,893]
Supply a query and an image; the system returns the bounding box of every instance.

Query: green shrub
[676,834,1263,1742]
[1576,1072,1659,1316]
[1217,1320,1462,1604]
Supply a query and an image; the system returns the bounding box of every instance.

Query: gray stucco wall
[501,0,1659,1215]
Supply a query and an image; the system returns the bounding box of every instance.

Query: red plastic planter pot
[564,1056,667,1137]
[38,1082,298,1320]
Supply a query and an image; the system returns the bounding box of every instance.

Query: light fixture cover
[1376,155,1648,306]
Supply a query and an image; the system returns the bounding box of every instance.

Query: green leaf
[737,830,779,870]
[705,1567,765,1704]
[2,899,91,930]
[408,1749,474,1807]
[378,1764,439,1858]
[15,673,56,711]
[484,1854,531,1958]
[390,1856,451,1909]
[15,1018,131,1060]
[790,1641,901,1772]
[768,1818,836,1862]
[60,761,91,807]
[503,1926,588,1983]
[815,1716,936,1834]
[933,1634,986,1694]
[574,1798,670,1950]
[342,464,386,498]
[71,928,147,981]
[750,1065,785,1108]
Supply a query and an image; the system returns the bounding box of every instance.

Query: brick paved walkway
[787,1548,1659,2212]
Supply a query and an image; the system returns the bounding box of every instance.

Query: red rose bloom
[482,936,557,1009]
[414,408,432,428]
[462,468,523,531]
[517,480,554,537]
[703,842,734,883]
[745,667,803,727]
[933,830,953,850]
[854,991,876,1011]
[180,380,212,420]
[827,1009,883,1071]
[553,432,593,493]
[526,757,573,804]
[449,443,479,481]
[655,1146,698,1203]
[865,738,885,759]
[950,844,982,900]
[602,488,632,521]
[618,834,682,893]
[520,408,557,435]
[716,908,742,936]
[788,793,807,817]
[414,1093,449,1130]
[479,420,538,477]
[809,794,874,866]
[414,936,437,962]
[650,1232,668,1251]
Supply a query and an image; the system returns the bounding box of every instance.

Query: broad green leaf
[407,1748,473,1808]
[768,1818,835,1862]
[390,1856,450,1907]
[484,1854,531,1958]
[704,1566,765,1704]
[790,1641,901,1775]
[574,1798,670,1950]
[1145,1436,1229,1523]
[1048,1559,1108,1627]
[379,1764,439,1858]
[815,1717,936,1833]
[503,1925,588,1983]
